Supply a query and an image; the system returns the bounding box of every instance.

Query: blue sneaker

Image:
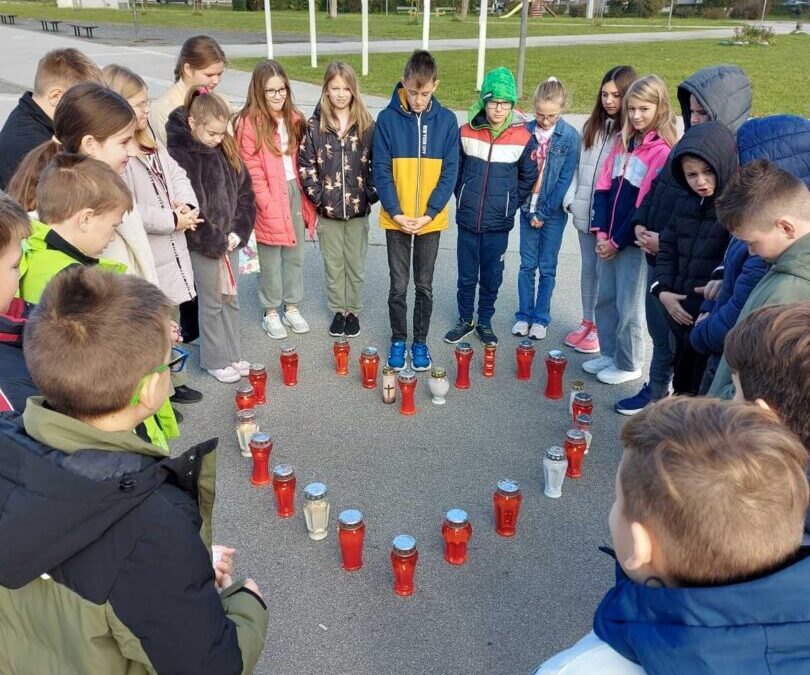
[387,340,407,371]
[615,382,651,416]
[410,342,432,371]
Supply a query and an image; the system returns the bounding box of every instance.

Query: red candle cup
[338,509,365,571]
[397,369,418,416]
[575,413,593,454]
[454,342,473,389]
[565,429,588,479]
[272,464,296,517]
[482,344,496,378]
[391,535,418,596]
[249,432,273,486]
[235,382,256,411]
[572,391,593,424]
[544,350,568,400]
[442,509,472,565]
[333,337,351,376]
[516,340,536,381]
[248,364,267,405]
[493,479,522,537]
[359,346,380,389]
[279,344,299,387]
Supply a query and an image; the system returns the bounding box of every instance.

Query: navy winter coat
[737,114,810,187]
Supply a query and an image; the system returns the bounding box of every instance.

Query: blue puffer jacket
[737,114,810,186]
[594,552,810,675]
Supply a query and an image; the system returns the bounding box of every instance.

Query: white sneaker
[262,312,287,339]
[529,323,547,340]
[282,307,310,334]
[512,320,529,337]
[582,355,615,374]
[597,365,643,385]
[207,366,241,383]
[232,360,250,377]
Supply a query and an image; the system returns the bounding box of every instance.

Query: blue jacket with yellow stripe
[372,84,459,235]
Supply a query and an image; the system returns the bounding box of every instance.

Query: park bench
[39,19,62,32]
[396,4,455,15]
[0,14,17,25]
[69,23,98,38]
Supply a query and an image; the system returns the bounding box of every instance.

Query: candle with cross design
[381,365,397,404]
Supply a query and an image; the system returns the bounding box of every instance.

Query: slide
[501,1,522,18]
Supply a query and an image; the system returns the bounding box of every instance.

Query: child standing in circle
[166,89,255,384]
[564,65,637,355]
[298,61,377,338]
[585,75,677,385]
[513,77,580,342]
[236,60,317,340]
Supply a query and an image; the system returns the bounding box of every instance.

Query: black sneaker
[170,384,203,405]
[344,313,360,337]
[444,319,476,344]
[172,408,184,424]
[476,323,498,346]
[329,312,346,337]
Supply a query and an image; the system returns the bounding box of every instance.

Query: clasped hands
[394,214,432,234]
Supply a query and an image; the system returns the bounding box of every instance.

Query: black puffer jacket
[298,104,378,221]
[633,65,752,264]
[165,107,255,259]
[0,92,53,190]
[650,122,738,320]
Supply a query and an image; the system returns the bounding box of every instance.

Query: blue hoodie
[593,552,810,675]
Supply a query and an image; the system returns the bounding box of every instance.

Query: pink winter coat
[235,114,317,247]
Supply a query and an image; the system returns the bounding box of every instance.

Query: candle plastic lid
[518,339,535,350]
[237,408,256,421]
[566,429,587,442]
[237,382,254,395]
[338,509,363,527]
[431,366,447,378]
[249,363,265,371]
[455,342,472,352]
[392,534,417,554]
[548,349,566,361]
[273,463,295,478]
[571,380,585,390]
[280,344,297,355]
[445,508,469,525]
[574,391,592,403]
[575,413,593,426]
[334,336,349,345]
[546,446,566,461]
[398,368,417,383]
[249,431,271,445]
[497,479,520,495]
[361,346,378,357]
[303,482,327,500]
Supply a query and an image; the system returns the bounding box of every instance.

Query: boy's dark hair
[402,50,437,87]
[33,48,103,98]
[716,158,810,234]
[37,154,132,225]
[0,192,31,252]
[725,302,810,448]
[24,266,172,419]
[621,397,808,586]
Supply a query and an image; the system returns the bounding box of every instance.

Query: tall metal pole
[585,0,594,19]
[515,0,529,99]
[308,0,318,68]
[667,0,674,30]
[362,0,369,76]
[422,0,431,49]
[263,0,273,59]
[759,0,767,24]
[476,0,488,90]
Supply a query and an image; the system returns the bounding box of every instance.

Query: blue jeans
[456,227,510,325]
[645,263,674,400]
[516,212,567,326]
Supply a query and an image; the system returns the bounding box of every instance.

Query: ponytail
[8,139,60,212]
[185,87,243,172]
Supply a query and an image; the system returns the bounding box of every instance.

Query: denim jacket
[521,117,580,224]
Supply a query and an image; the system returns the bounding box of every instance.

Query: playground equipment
[499,0,557,18]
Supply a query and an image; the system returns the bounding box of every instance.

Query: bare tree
[329,0,338,19]
[459,0,470,19]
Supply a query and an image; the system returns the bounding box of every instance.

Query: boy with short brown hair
[0,266,268,674]
[0,48,103,188]
[535,397,810,674]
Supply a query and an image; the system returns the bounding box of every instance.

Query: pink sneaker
[564,321,591,348]
[575,327,601,354]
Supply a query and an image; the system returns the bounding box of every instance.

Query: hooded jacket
[0,91,53,190]
[633,65,752,262]
[298,103,378,221]
[593,553,810,675]
[372,83,459,235]
[650,122,736,319]
[0,298,37,413]
[455,108,537,233]
[737,114,810,186]
[166,107,256,259]
[0,400,267,674]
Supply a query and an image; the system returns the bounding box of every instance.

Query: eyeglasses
[535,113,560,123]
[132,98,154,112]
[265,87,288,99]
[129,346,189,406]
[486,100,513,111]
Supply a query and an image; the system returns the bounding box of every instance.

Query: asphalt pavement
[0,25,666,675]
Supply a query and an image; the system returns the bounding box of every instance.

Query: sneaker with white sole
[582,355,615,374]
[529,323,547,340]
[262,312,287,339]
[232,360,250,377]
[597,365,642,385]
[575,328,600,354]
[282,307,310,334]
[512,320,529,337]
[207,366,241,383]
[563,320,590,348]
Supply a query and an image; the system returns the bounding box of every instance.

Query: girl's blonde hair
[102,64,156,151]
[621,74,678,150]
[319,61,373,139]
[184,87,242,172]
[533,76,569,110]
[238,59,305,157]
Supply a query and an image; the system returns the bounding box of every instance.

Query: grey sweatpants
[577,230,599,324]
[318,215,369,314]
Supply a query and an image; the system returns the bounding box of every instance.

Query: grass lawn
[232,33,810,116]
[0,1,742,39]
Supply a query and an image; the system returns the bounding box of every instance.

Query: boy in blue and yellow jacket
[373,49,459,372]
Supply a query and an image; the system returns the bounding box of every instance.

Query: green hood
[468,66,518,135]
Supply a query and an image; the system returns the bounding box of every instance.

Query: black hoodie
[650,121,738,320]
[0,91,53,190]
